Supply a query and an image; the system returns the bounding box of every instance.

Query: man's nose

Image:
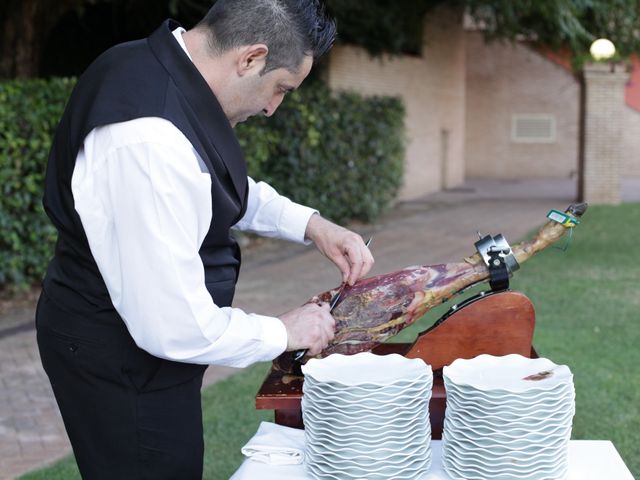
[263,95,285,117]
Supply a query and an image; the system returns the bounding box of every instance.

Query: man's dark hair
[197,0,337,74]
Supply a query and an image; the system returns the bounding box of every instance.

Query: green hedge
[0,79,404,291]
[0,79,73,290]
[237,82,405,224]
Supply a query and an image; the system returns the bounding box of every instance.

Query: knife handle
[292,237,372,365]
[292,285,344,362]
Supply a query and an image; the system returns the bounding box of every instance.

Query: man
[36,0,373,478]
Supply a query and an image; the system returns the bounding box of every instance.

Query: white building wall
[327,7,466,200]
[326,14,640,199]
[465,32,580,179]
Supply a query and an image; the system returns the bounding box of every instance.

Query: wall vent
[511,114,556,143]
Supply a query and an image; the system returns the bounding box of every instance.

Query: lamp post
[577,37,627,205]
[577,38,617,202]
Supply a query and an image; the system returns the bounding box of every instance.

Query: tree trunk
[0,0,77,78]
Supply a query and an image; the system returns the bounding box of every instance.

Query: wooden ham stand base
[255,290,537,439]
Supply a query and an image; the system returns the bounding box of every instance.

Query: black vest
[42,20,248,324]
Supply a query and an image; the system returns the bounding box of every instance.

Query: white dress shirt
[70,28,317,367]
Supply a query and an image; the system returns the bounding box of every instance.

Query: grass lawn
[21,203,640,479]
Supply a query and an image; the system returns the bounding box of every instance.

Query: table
[231,439,634,480]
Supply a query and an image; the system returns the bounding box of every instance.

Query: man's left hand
[305,213,374,285]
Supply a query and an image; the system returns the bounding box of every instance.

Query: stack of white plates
[442,354,575,480]
[301,352,433,480]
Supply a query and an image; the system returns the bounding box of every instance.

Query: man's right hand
[279,302,335,356]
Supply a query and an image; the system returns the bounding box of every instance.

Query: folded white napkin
[240,421,306,465]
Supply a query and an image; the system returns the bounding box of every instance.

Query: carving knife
[293,237,372,362]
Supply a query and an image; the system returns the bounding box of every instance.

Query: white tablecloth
[231,428,634,480]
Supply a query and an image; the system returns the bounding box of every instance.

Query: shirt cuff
[278,203,318,245]
[249,313,289,360]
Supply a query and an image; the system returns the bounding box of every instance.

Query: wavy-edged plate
[302,352,431,387]
[443,354,572,394]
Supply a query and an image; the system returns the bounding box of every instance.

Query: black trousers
[36,291,208,480]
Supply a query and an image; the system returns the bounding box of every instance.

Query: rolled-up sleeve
[233,177,318,244]
[71,118,288,367]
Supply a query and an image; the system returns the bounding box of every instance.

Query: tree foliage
[323,0,440,55]
[150,0,640,62]
[465,0,640,62]
[1,0,638,78]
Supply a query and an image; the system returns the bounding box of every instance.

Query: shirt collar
[149,20,248,206]
[171,27,194,62]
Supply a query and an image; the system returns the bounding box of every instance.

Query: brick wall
[327,7,466,200]
[464,32,580,179]
[326,11,640,200]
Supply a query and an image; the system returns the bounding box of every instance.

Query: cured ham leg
[275,203,587,371]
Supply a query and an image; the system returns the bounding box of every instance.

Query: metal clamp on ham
[474,233,520,292]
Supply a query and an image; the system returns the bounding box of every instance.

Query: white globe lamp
[589,38,616,61]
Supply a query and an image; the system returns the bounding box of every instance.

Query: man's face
[229,55,313,127]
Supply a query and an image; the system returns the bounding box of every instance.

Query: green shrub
[237,83,405,224]
[0,78,404,291]
[0,79,74,290]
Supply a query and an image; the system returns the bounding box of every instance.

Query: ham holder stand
[255,233,538,439]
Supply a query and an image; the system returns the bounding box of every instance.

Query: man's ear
[237,44,268,76]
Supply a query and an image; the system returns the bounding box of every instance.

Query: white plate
[442,427,571,456]
[305,460,431,480]
[444,378,574,405]
[302,383,432,408]
[443,451,566,473]
[306,449,431,479]
[442,458,566,480]
[443,354,572,393]
[302,408,429,430]
[443,447,568,478]
[445,402,575,428]
[304,371,433,389]
[306,428,431,451]
[306,441,430,466]
[304,423,430,445]
[302,395,428,420]
[443,427,570,454]
[302,352,431,386]
[302,386,432,408]
[442,435,569,468]
[442,449,568,479]
[304,408,430,437]
[444,411,574,433]
[304,374,432,398]
[445,374,573,398]
[303,375,432,394]
[444,387,575,417]
[306,461,431,480]
[302,406,427,430]
[443,415,572,442]
[302,389,430,413]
